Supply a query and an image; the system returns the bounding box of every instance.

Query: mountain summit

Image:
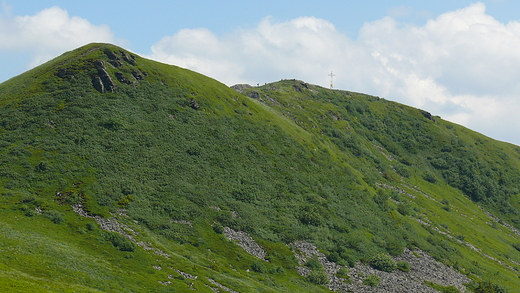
[0,43,518,292]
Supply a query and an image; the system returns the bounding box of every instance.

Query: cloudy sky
[2,1,520,146]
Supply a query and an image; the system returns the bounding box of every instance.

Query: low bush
[304,255,323,271]
[103,231,136,252]
[307,271,329,285]
[474,281,509,293]
[363,274,381,287]
[44,209,64,224]
[396,260,410,272]
[251,261,266,273]
[424,281,460,293]
[212,222,224,234]
[370,253,396,272]
[268,266,285,275]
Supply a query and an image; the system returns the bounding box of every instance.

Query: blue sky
[2,1,520,146]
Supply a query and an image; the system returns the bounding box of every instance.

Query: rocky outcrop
[230,84,252,93]
[92,60,115,93]
[115,72,132,85]
[420,110,435,122]
[132,70,145,80]
[89,48,146,93]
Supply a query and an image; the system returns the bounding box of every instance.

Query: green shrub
[43,209,64,224]
[103,231,137,252]
[268,266,285,275]
[336,267,349,277]
[335,267,350,282]
[212,222,224,234]
[370,253,396,272]
[397,203,413,216]
[363,274,381,287]
[423,172,437,183]
[474,281,508,293]
[86,222,97,231]
[304,255,323,271]
[424,281,460,293]
[396,261,410,272]
[251,261,267,273]
[306,271,329,285]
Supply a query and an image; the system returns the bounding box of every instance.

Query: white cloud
[149,16,367,86]
[148,3,520,145]
[0,6,118,68]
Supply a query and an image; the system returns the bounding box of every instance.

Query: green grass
[0,43,520,291]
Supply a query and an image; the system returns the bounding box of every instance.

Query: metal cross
[328,71,336,89]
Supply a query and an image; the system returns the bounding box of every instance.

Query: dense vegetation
[0,43,519,292]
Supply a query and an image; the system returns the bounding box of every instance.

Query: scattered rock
[376,183,416,199]
[207,278,239,293]
[189,98,200,110]
[72,203,172,258]
[174,269,198,280]
[34,206,43,215]
[374,145,394,161]
[291,241,470,293]
[158,281,172,286]
[223,227,267,260]
[172,220,193,227]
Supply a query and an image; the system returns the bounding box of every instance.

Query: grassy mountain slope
[0,43,519,292]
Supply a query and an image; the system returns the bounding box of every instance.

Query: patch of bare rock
[72,202,171,258]
[223,226,267,260]
[291,241,470,292]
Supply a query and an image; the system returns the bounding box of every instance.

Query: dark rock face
[115,72,132,85]
[109,60,124,68]
[90,48,145,93]
[189,98,200,110]
[131,70,144,80]
[104,49,119,61]
[56,68,74,79]
[120,50,136,66]
[103,48,136,67]
[421,110,435,122]
[248,91,260,100]
[292,82,309,92]
[92,60,115,93]
[92,75,105,93]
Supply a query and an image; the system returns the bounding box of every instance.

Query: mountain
[0,43,519,292]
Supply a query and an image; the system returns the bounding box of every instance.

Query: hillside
[0,43,519,292]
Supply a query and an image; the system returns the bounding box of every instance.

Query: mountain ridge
[0,43,518,292]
